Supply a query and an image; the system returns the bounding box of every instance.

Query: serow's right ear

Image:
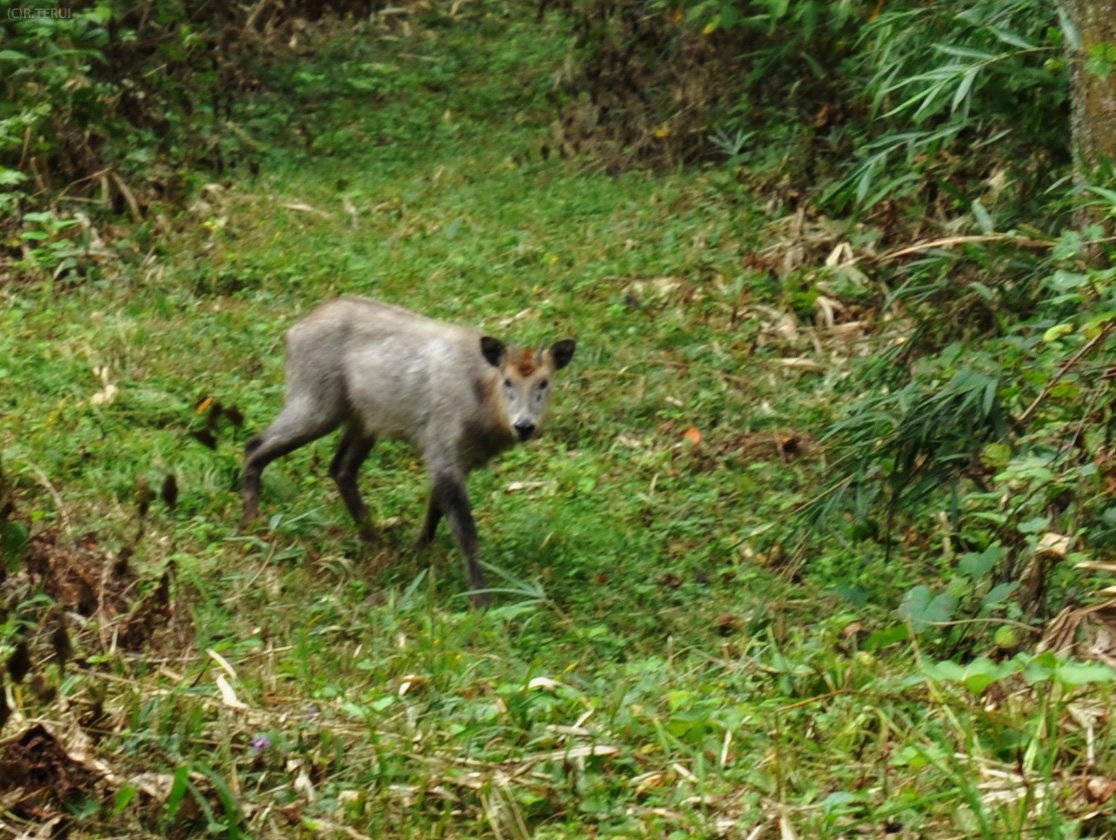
[480,335,506,368]
[549,339,576,371]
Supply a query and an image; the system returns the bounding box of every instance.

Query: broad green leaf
[969,281,995,301]
[982,377,998,416]
[899,584,930,611]
[1042,323,1073,342]
[667,690,696,711]
[1052,231,1082,260]
[899,585,957,630]
[1083,309,1116,334]
[1057,6,1081,49]
[1055,662,1116,686]
[959,657,1015,696]
[958,545,1004,578]
[982,582,1017,608]
[1048,270,1089,291]
[194,762,242,839]
[926,657,1015,696]
[820,791,862,815]
[972,511,1009,526]
[444,216,465,239]
[1,521,28,570]
[164,765,190,820]
[935,45,998,61]
[961,671,998,696]
[945,576,969,600]
[113,783,137,816]
[971,198,993,233]
[890,744,935,769]
[924,660,965,681]
[993,625,1021,648]
[0,168,27,186]
[1049,380,1079,400]
[981,442,1011,470]
[990,26,1034,50]
[1087,185,1116,206]
[952,67,979,114]
[1085,50,1113,80]
[864,624,909,650]
[1023,652,1059,684]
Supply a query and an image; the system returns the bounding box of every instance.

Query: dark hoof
[470,590,491,609]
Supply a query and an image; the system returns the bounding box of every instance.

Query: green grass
[1,5,1114,839]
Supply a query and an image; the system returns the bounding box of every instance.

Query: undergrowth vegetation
[2,0,1116,837]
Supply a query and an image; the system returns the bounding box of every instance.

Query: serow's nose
[514,421,536,441]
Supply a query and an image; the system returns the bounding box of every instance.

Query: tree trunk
[1062,0,1116,178]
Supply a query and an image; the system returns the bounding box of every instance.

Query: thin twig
[22,460,71,535]
[1017,322,1116,427]
[918,616,1042,634]
[875,234,1051,262]
[877,232,1116,263]
[108,170,143,221]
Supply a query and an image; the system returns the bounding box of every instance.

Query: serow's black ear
[549,339,576,371]
[480,335,506,368]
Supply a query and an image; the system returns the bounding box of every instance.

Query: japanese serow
[242,296,576,605]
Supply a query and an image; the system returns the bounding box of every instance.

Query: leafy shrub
[545,0,871,171]
[825,0,1069,222]
[546,0,1070,232]
[0,5,112,205]
[801,201,1116,643]
[0,0,381,233]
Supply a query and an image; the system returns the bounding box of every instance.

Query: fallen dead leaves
[0,519,194,835]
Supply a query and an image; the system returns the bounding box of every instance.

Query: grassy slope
[0,7,1107,840]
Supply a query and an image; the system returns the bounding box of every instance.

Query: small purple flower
[251,736,271,754]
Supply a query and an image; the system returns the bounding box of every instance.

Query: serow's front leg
[431,472,489,607]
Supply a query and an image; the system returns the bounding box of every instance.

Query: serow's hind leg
[416,492,443,549]
[329,424,377,542]
[243,400,342,521]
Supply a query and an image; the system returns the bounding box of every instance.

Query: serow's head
[481,336,576,442]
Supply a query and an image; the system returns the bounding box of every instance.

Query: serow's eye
[539,380,549,389]
[504,379,513,388]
